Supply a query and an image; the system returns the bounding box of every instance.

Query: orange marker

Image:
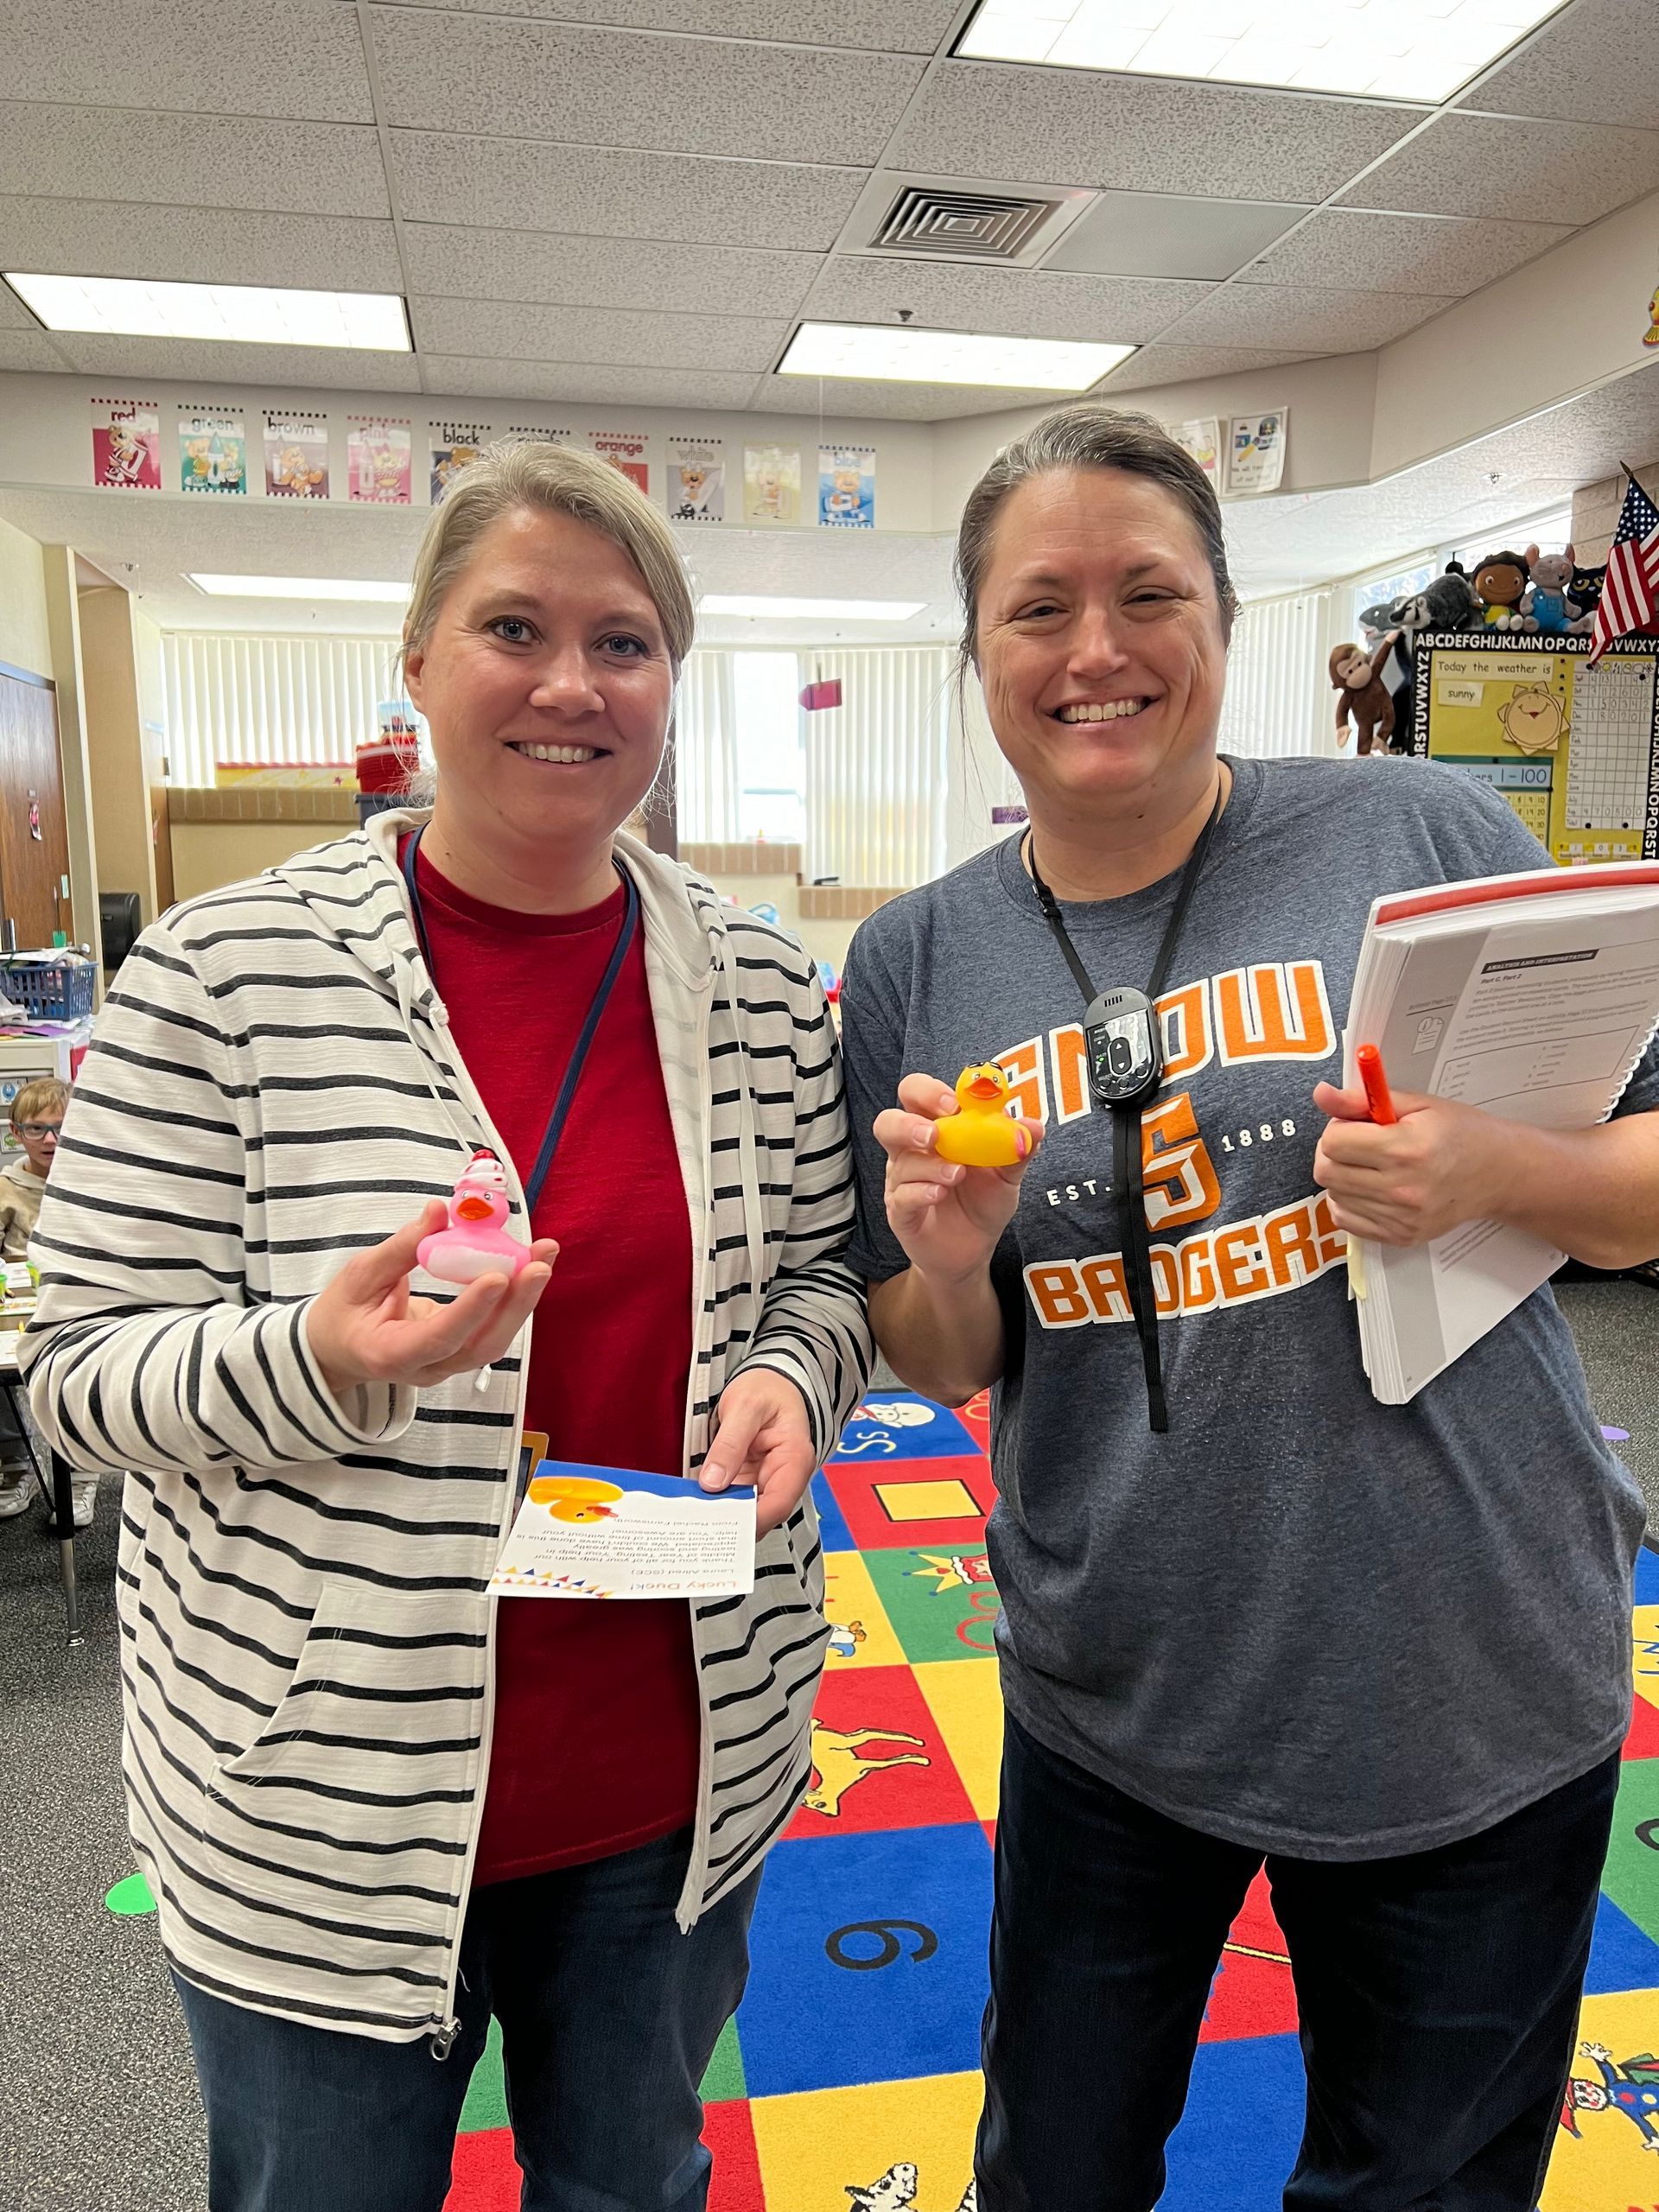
[1356,1043,1396,1124]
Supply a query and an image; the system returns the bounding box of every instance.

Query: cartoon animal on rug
[845,2166,976,2211]
[826,1618,868,1660]
[804,1722,930,1817]
[1329,640,1395,756]
[1559,2042,1659,2147]
[1495,682,1567,757]
[911,1551,995,1594]
[858,1400,938,1428]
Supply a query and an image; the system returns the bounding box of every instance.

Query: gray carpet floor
[1,1282,1653,2211]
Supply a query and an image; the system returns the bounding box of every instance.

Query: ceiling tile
[751,373,1067,420]
[391,132,863,251]
[1158,283,1447,351]
[890,64,1424,205]
[410,296,786,370]
[0,105,390,218]
[369,10,924,166]
[1095,343,1318,394]
[421,356,761,407]
[0,196,402,292]
[45,334,421,390]
[1046,191,1311,281]
[800,258,1207,343]
[400,226,821,318]
[1465,0,1659,132]
[1236,208,1573,295]
[0,281,35,327]
[1,0,373,121]
[1339,111,1659,225]
[381,0,957,49]
[0,329,67,370]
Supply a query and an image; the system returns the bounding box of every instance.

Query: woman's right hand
[305,1201,558,1396]
[873,1074,1044,1287]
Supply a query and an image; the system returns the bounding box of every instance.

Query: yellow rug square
[1541,1986,1659,2209]
[1632,1605,1659,1713]
[875,1478,981,1523]
[914,1658,1003,1820]
[821,1552,906,1670]
[751,2070,982,2212]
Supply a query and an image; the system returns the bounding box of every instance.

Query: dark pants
[174,1827,760,2212]
[977,1713,1619,2212]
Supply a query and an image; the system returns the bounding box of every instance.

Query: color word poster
[178,410,246,495]
[346,417,412,505]
[1411,633,1659,863]
[430,421,489,504]
[264,411,328,499]
[90,397,161,490]
[441,1394,1659,2212]
[743,445,801,526]
[590,428,649,493]
[669,438,725,523]
[819,445,874,529]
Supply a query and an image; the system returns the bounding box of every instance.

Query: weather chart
[434,1394,1659,2212]
[1411,633,1659,864]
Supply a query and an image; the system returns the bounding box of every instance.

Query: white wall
[0,512,53,678]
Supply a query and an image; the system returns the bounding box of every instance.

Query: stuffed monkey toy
[1330,639,1395,755]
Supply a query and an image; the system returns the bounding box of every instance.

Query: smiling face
[404,505,674,877]
[973,467,1229,821]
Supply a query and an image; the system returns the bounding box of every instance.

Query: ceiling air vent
[874,187,1063,263]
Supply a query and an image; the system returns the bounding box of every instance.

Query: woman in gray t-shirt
[839,403,1659,2212]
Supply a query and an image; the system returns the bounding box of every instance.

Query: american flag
[1587,470,1659,665]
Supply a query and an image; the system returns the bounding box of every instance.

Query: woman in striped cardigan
[23,442,870,2212]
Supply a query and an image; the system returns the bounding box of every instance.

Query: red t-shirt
[404,840,702,1884]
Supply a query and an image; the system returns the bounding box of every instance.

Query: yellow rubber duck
[527,1473,623,1522]
[932,1064,1027,1167]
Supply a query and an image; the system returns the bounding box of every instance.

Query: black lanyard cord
[1025,780,1225,1433]
[400,825,639,1217]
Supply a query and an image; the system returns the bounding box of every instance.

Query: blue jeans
[174,1827,760,2212]
[977,1713,1619,2212]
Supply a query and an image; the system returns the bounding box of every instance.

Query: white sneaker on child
[0,1465,33,1519]
[72,1483,97,1529]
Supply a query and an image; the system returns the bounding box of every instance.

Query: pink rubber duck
[416,1153,530,1284]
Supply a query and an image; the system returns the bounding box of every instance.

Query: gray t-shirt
[841,756,1655,1860]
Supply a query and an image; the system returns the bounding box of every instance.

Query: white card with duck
[489,1460,756,1599]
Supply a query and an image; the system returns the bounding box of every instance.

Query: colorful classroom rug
[444,1393,1659,2212]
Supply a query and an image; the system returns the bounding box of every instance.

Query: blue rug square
[738,1821,993,2099]
[1159,2032,1306,2209]
[829,1394,977,1465]
[811,1471,856,1556]
[1585,1892,1659,1996]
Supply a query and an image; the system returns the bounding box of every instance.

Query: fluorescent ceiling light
[778,321,1133,391]
[702,595,925,621]
[957,0,1568,103]
[7,273,410,350]
[189,575,409,603]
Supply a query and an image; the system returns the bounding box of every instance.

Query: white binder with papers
[1344,860,1659,1403]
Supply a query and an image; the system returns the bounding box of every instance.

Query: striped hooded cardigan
[21,810,872,2047]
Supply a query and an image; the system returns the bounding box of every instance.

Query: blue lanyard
[401,826,640,1215]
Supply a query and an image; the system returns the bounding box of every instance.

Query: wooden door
[0,670,73,948]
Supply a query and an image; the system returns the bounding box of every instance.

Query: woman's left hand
[699,1369,818,1535]
[1313,1079,1507,1246]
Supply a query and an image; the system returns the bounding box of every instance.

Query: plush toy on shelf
[1519,546,1592,635]
[1569,561,1608,627]
[416,1152,530,1282]
[932,1064,1027,1168]
[1330,640,1396,756]
[1389,565,1483,647]
[1462,549,1532,628]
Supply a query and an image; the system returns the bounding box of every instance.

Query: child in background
[0,1079,93,1526]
